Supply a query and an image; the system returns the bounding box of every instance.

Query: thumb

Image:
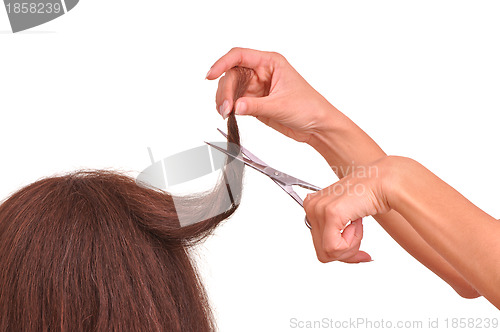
[234,96,275,118]
[342,250,372,264]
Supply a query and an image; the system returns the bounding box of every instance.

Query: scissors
[205,129,321,229]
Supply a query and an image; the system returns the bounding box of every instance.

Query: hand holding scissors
[206,128,373,264]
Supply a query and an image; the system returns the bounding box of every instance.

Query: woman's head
[0,170,217,331]
[0,66,252,331]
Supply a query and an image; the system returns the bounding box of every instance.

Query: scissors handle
[276,181,320,230]
[305,217,313,229]
[284,183,318,230]
[302,187,319,229]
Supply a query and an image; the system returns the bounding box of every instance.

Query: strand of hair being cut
[153,67,253,246]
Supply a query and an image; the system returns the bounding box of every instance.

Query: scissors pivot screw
[274,171,280,176]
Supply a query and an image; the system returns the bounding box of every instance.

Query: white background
[1,1,499,331]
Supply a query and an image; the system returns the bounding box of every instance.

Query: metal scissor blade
[216,128,228,138]
[217,128,268,165]
[204,141,274,178]
[296,181,322,192]
[216,129,321,191]
[213,129,318,230]
[275,182,305,207]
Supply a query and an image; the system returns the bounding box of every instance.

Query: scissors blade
[274,182,305,207]
[213,130,321,191]
[213,129,318,230]
[295,180,322,192]
[204,141,277,180]
[216,129,303,184]
[217,128,268,165]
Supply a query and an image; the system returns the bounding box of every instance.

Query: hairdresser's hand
[303,156,393,263]
[206,48,336,144]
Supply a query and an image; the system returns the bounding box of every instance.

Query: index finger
[206,47,274,80]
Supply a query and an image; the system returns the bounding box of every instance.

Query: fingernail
[235,101,246,115]
[221,100,231,119]
[205,68,212,79]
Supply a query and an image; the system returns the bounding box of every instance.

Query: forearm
[389,157,500,307]
[375,210,479,298]
[310,104,386,177]
[309,103,478,297]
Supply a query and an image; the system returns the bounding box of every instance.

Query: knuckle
[222,85,232,97]
[303,195,311,209]
[303,202,313,215]
[324,204,339,220]
[313,200,326,218]
[217,77,225,88]
[316,253,331,264]
[269,51,284,59]
[322,243,342,259]
[303,193,318,210]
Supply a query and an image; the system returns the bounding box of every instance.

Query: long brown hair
[0,67,252,331]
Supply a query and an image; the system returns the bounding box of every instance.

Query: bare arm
[309,104,480,298]
[389,157,500,305]
[207,47,480,299]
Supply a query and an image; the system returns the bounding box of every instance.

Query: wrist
[308,103,387,177]
[381,156,418,211]
[307,101,352,151]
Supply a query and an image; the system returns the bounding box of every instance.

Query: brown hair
[0,67,252,331]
